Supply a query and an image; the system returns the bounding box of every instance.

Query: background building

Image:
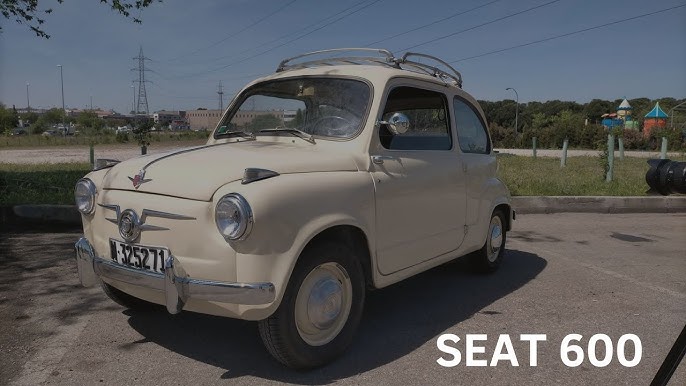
[186,109,291,131]
[153,110,186,125]
[186,109,223,131]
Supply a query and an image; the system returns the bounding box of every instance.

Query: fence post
[532,137,537,159]
[606,134,614,182]
[89,144,94,168]
[660,137,668,159]
[618,137,624,160]
[561,138,568,167]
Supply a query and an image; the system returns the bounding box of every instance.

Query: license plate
[109,239,167,274]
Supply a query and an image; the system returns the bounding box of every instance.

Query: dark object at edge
[645,159,686,195]
[650,323,686,386]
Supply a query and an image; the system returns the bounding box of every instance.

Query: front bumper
[75,237,275,314]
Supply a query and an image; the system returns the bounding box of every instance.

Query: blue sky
[1,0,684,114]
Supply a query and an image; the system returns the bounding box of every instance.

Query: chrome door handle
[371,155,396,164]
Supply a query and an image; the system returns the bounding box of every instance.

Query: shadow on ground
[125,249,546,384]
[0,224,119,385]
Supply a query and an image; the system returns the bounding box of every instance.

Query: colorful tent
[643,102,669,137]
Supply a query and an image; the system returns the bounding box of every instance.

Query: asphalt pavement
[1,213,684,385]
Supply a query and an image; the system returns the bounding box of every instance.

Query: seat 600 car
[75,48,514,369]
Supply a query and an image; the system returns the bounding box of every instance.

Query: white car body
[75,49,513,368]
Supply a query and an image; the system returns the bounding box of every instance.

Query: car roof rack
[276,48,463,88]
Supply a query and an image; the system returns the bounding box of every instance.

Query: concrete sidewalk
[2,196,685,226]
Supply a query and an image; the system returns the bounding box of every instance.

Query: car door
[371,84,466,275]
[453,96,496,227]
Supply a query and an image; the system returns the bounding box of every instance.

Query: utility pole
[131,83,136,114]
[90,96,93,111]
[26,82,30,113]
[506,87,519,136]
[57,65,66,132]
[132,46,151,115]
[217,81,224,111]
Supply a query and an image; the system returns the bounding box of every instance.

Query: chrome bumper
[75,237,275,314]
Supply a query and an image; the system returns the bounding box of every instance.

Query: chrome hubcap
[487,216,503,262]
[295,262,352,346]
[307,277,343,329]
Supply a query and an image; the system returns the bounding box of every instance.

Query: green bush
[115,132,129,143]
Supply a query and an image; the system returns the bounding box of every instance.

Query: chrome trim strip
[140,142,235,172]
[141,209,196,221]
[75,237,276,314]
[98,203,120,224]
[98,204,195,229]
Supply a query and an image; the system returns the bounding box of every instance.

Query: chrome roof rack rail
[395,52,462,88]
[276,48,463,88]
[276,48,398,72]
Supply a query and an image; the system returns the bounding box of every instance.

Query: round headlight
[215,193,252,240]
[75,178,97,214]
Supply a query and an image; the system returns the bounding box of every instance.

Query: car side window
[453,97,490,154]
[379,86,451,151]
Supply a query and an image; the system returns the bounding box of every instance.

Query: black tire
[100,281,157,311]
[470,209,507,273]
[258,239,365,369]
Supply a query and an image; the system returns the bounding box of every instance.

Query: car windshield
[215,77,370,140]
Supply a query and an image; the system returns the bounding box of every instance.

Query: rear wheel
[258,240,365,369]
[471,210,507,273]
[100,281,157,311]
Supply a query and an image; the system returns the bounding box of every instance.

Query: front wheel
[470,210,507,273]
[258,240,365,369]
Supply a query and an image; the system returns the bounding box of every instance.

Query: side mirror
[378,112,410,135]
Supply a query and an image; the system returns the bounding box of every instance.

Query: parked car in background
[42,129,59,137]
[11,128,28,136]
[74,48,514,369]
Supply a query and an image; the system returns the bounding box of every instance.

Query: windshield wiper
[258,128,315,144]
[215,130,256,140]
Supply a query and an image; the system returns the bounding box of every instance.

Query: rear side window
[379,87,451,151]
[453,97,490,154]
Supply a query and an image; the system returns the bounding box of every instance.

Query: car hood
[101,140,359,201]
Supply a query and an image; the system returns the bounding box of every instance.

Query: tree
[247,114,282,132]
[0,103,19,132]
[41,107,65,124]
[1,0,158,38]
[76,110,104,134]
[132,119,152,154]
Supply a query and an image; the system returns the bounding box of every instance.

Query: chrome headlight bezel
[74,178,97,214]
[215,193,253,241]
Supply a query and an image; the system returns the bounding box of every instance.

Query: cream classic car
[75,48,514,369]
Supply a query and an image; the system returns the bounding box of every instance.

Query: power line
[450,3,686,63]
[365,0,504,47]
[166,0,298,62]
[399,0,563,52]
[172,0,384,79]
[205,0,371,65]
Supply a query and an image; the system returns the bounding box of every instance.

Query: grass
[497,155,683,196]
[0,156,681,205]
[0,163,91,205]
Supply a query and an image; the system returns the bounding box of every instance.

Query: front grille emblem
[128,169,151,189]
[119,209,141,242]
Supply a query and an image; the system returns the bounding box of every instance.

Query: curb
[1,205,81,225]
[2,197,685,226]
[512,196,686,214]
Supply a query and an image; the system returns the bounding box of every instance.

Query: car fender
[213,171,376,319]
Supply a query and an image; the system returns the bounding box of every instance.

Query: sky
[1,0,685,114]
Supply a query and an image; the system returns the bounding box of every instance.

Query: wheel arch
[299,224,374,290]
[493,202,513,231]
